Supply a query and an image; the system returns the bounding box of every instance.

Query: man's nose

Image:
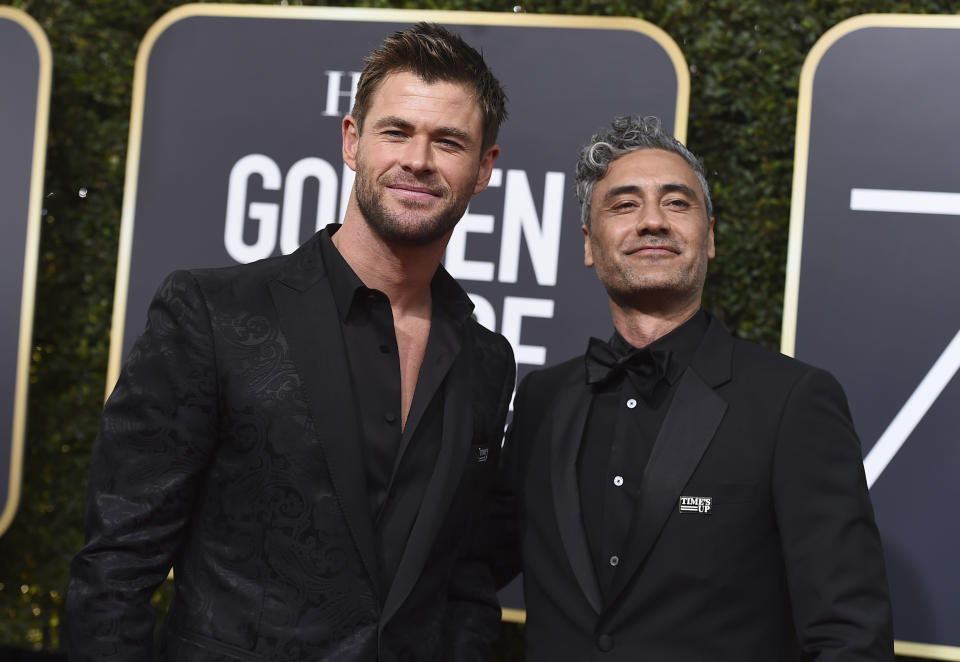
[400,136,434,173]
[636,204,668,233]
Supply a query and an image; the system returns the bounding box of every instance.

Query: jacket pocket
[164,625,264,662]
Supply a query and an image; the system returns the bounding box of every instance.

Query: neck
[608,295,700,349]
[333,206,449,314]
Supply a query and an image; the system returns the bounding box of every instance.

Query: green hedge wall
[1,0,957,656]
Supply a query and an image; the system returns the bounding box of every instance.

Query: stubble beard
[594,244,709,311]
[354,160,474,247]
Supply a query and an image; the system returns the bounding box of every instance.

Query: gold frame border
[107,2,690,396]
[781,13,960,659]
[501,607,526,624]
[0,7,52,537]
[896,640,960,661]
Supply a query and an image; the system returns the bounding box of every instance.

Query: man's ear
[342,115,360,171]
[707,216,716,260]
[472,144,500,195]
[582,224,594,267]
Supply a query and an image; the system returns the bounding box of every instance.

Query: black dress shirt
[319,228,473,592]
[578,310,709,598]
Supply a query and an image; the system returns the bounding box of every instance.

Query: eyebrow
[372,115,473,145]
[602,182,700,202]
[660,183,700,199]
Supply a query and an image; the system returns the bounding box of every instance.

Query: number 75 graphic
[850,188,960,487]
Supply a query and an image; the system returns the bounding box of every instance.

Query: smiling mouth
[627,245,679,255]
[387,184,442,201]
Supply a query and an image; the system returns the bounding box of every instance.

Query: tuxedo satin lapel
[552,379,603,614]
[380,329,469,627]
[268,273,382,600]
[605,369,727,610]
[691,313,735,389]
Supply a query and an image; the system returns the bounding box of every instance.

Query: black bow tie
[585,337,670,394]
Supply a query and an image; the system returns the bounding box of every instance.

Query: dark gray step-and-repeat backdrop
[784,14,960,660]
[0,8,50,538]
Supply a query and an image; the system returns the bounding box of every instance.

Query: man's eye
[612,201,637,211]
[666,199,691,208]
[438,138,464,149]
[383,130,406,138]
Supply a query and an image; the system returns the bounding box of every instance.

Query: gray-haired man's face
[583,148,715,309]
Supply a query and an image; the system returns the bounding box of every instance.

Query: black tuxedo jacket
[496,315,892,661]
[66,231,515,661]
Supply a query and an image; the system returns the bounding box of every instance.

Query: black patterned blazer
[495,314,893,661]
[66,230,516,661]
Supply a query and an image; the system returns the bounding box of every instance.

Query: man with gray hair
[494,115,893,660]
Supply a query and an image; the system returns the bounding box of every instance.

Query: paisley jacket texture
[66,229,516,661]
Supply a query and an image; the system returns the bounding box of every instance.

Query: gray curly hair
[575,115,712,228]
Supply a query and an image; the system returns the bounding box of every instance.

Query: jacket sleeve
[487,372,532,591]
[66,271,221,661]
[442,335,516,661]
[773,368,894,661]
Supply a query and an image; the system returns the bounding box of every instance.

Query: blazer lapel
[551,377,604,614]
[602,316,734,615]
[268,242,382,600]
[379,326,470,627]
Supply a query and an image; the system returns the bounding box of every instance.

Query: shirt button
[626,398,637,409]
[609,555,619,567]
[596,633,614,652]
[384,412,397,423]
[379,344,390,354]
[613,475,624,487]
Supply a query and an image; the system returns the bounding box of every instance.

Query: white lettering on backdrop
[223,153,565,369]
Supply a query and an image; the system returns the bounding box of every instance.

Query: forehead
[596,148,701,195]
[366,71,482,125]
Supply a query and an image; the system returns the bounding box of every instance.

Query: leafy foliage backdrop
[1,0,957,657]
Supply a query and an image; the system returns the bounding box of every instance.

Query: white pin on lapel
[679,496,712,514]
[474,446,489,463]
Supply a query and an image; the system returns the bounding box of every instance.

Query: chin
[379,220,456,246]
